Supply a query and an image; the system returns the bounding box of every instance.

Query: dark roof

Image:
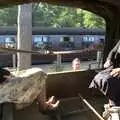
[0,27,105,35]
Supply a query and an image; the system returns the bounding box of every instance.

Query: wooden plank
[0,104,2,120]
[46,70,102,99]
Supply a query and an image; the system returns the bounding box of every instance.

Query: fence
[0,47,103,71]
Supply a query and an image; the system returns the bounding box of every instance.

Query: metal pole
[78,94,105,120]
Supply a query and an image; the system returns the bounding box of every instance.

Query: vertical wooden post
[97,50,102,68]
[0,104,2,120]
[12,54,16,69]
[2,103,15,120]
[56,54,62,72]
[17,4,32,71]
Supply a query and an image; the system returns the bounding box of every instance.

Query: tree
[0,3,105,29]
[33,3,105,28]
[83,11,105,29]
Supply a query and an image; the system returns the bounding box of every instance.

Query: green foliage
[83,11,105,29]
[33,4,86,28]
[0,3,105,29]
[0,6,17,26]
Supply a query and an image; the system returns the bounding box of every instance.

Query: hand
[51,100,60,108]
[45,100,60,110]
[104,59,111,68]
[45,96,60,110]
[46,96,55,104]
[110,68,120,77]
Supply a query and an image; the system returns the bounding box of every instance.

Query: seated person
[72,58,80,71]
[89,40,120,106]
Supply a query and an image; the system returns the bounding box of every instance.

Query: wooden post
[0,104,2,120]
[56,54,62,72]
[97,50,102,68]
[17,4,32,71]
[12,54,16,69]
[2,103,15,120]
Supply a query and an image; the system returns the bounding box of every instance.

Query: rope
[0,47,98,55]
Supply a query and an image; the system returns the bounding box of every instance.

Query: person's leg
[107,77,120,106]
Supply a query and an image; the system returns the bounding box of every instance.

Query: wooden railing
[0,47,102,70]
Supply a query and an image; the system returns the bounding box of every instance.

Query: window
[83,35,95,42]
[60,36,74,50]
[82,35,95,48]
[33,35,48,50]
[4,36,16,48]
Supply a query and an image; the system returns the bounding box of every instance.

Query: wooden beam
[2,103,15,120]
[0,104,2,120]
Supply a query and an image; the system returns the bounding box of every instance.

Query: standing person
[72,58,81,71]
[89,40,120,106]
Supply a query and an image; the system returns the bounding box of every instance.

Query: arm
[110,68,120,77]
[107,40,120,60]
[38,86,59,113]
[104,40,120,68]
[38,95,60,114]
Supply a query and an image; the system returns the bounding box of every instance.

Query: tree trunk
[17,4,32,71]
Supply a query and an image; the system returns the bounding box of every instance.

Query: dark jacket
[89,40,120,106]
[106,40,120,68]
